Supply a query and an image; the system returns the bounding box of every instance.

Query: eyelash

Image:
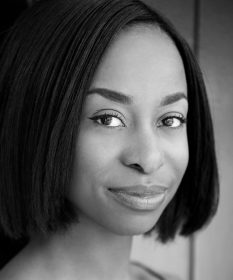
[157,113,187,129]
[89,112,126,128]
[89,112,186,129]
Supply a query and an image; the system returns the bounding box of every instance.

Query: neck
[24,215,133,280]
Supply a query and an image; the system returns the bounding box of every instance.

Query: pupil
[104,116,112,125]
[165,118,174,126]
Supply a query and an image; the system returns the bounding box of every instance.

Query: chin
[95,209,163,236]
[112,225,156,236]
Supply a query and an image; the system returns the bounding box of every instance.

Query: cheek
[166,134,189,185]
[173,138,189,182]
[70,129,120,193]
[68,130,112,216]
[181,136,189,173]
[79,132,115,169]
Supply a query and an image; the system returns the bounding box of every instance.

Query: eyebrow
[87,88,187,106]
[160,92,187,106]
[88,88,133,105]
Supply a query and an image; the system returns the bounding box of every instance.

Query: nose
[120,130,164,174]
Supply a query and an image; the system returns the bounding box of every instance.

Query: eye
[89,112,125,128]
[157,113,186,129]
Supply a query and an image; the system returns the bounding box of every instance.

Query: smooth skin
[0,26,188,280]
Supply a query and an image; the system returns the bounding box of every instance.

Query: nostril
[130,163,143,172]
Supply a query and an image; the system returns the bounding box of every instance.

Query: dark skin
[0,26,187,280]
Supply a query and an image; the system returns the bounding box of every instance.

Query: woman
[0,0,219,279]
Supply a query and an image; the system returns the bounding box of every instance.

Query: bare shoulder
[130,262,182,280]
[0,264,45,280]
[0,263,24,280]
[130,261,165,280]
[0,251,43,280]
[0,261,33,280]
[164,276,182,280]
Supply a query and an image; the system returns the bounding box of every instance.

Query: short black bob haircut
[0,0,219,244]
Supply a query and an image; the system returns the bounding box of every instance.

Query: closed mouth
[107,185,168,211]
[108,184,168,195]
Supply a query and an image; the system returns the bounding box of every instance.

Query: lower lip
[107,189,167,211]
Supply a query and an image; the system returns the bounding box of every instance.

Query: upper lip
[108,184,168,195]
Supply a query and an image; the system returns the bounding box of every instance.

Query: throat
[24,222,134,280]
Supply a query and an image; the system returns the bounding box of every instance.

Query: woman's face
[69,26,189,235]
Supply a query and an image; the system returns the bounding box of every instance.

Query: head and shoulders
[0,0,219,279]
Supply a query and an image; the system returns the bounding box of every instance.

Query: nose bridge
[125,126,164,173]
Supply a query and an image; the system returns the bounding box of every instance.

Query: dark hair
[0,0,219,244]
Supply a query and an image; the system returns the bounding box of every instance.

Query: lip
[107,185,168,211]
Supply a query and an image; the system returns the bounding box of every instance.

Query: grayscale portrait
[0,0,231,279]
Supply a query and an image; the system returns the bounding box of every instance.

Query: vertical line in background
[189,235,195,280]
[193,0,201,58]
[189,1,201,280]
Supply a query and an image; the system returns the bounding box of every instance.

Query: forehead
[90,25,187,104]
